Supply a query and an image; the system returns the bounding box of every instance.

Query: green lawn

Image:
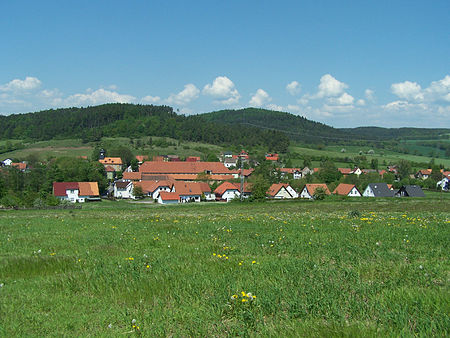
[0,199,448,336]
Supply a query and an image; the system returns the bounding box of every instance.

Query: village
[3,148,444,205]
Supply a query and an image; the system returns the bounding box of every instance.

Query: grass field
[0,199,448,336]
[289,144,450,168]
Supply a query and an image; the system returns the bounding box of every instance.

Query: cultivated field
[0,199,449,336]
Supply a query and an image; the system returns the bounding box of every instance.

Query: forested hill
[0,104,290,151]
[200,108,347,143]
[201,108,450,143]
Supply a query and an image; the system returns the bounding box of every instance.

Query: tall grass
[0,201,448,336]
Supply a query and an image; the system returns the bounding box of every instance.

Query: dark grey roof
[115,181,131,189]
[396,185,425,197]
[367,183,394,197]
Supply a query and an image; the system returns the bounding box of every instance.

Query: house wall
[362,186,374,197]
[157,196,179,204]
[114,184,134,199]
[274,188,292,199]
[349,187,361,197]
[180,195,201,203]
[222,189,240,201]
[151,187,171,199]
[300,187,312,199]
[285,186,298,198]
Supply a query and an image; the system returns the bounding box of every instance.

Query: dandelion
[252,260,256,264]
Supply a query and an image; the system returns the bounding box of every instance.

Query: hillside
[201,108,450,143]
[0,104,289,152]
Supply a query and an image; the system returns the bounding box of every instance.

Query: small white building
[214,182,240,202]
[267,183,293,199]
[2,159,12,166]
[333,183,361,197]
[114,181,134,199]
[300,184,331,199]
[363,183,394,197]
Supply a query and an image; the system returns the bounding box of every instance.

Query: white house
[267,183,295,199]
[363,183,394,197]
[2,159,12,166]
[300,184,331,199]
[224,157,238,168]
[214,182,240,202]
[114,181,134,199]
[53,182,100,203]
[333,183,361,197]
[157,192,180,204]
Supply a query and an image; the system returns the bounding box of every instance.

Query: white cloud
[249,89,271,106]
[286,81,301,96]
[166,84,199,106]
[328,92,354,105]
[287,104,302,113]
[297,96,309,105]
[141,95,161,104]
[365,89,375,102]
[203,76,240,105]
[424,75,450,102]
[382,100,428,112]
[316,74,348,98]
[266,103,284,111]
[0,76,42,92]
[65,88,136,106]
[356,99,366,106]
[391,81,424,101]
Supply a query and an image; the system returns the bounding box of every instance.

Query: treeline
[0,104,290,152]
[0,157,107,208]
[201,108,450,145]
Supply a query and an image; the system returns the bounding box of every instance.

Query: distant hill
[0,104,290,152]
[201,108,450,143]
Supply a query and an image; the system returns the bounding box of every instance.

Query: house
[11,162,27,171]
[267,183,297,199]
[362,183,394,197]
[113,181,134,199]
[134,180,175,199]
[333,183,361,197]
[105,166,116,180]
[279,168,302,179]
[214,182,240,202]
[173,182,203,203]
[99,157,123,172]
[240,168,254,178]
[135,155,149,164]
[53,182,100,203]
[301,167,314,176]
[157,192,180,204]
[338,167,362,176]
[395,185,425,197]
[300,184,331,199]
[415,169,432,180]
[224,157,238,168]
[2,159,12,166]
[139,161,239,181]
[186,156,201,162]
[237,182,252,199]
[265,153,279,162]
[122,172,142,181]
[198,182,215,201]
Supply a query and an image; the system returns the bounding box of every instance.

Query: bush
[348,210,361,218]
[313,187,327,200]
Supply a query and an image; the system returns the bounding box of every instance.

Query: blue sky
[0,0,449,128]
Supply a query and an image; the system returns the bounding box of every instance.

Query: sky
[0,0,449,128]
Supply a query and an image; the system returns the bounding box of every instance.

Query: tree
[249,175,270,201]
[397,160,411,180]
[133,185,144,199]
[130,159,139,172]
[303,156,312,168]
[318,160,342,184]
[313,187,327,200]
[370,158,378,170]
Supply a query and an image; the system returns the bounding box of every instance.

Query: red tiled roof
[78,182,99,196]
[279,168,301,174]
[11,163,27,170]
[418,169,432,175]
[214,182,240,196]
[240,169,254,177]
[53,182,79,196]
[159,191,180,201]
[338,168,353,175]
[53,182,99,197]
[333,183,357,196]
[135,155,148,162]
[105,166,116,172]
[134,180,174,194]
[139,161,235,175]
[99,157,123,165]
[304,184,330,196]
[267,183,290,197]
[174,182,203,196]
[198,182,211,193]
[186,156,201,162]
[123,172,142,180]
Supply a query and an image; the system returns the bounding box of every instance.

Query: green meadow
[0,199,449,336]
